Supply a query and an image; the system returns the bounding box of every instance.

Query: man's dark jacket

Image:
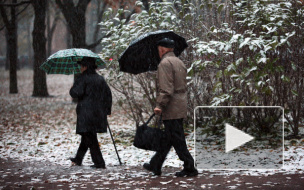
[70,71,112,134]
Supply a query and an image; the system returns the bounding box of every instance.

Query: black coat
[70,71,112,134]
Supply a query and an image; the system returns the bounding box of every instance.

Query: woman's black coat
[70,71,112,134]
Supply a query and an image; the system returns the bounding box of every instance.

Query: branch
[55,0,74,26]
[54,0,63,8]
[86,32,112,50]
[0,1,31,31]
[55,0,72,13]
[0,1,30,6]
[77,0,91,13]
[0,3,10,28]
[15,2,30,18]
[142,0,149,11]
[0,25,5,31]
[50,9,61,34]
[125,9,136,24]
[98,1,107,23]
[92,1,108,47]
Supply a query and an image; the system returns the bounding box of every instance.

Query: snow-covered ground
[0,69,303,178]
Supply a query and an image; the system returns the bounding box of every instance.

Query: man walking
[143,38,198,177]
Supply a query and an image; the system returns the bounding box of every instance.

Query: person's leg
[86,133,105,168]
[72,134,89,165]
[149,147,171,172]
[145,123,172,175]
[166,119,197,176]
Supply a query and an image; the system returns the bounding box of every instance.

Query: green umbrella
[40,48,106,75]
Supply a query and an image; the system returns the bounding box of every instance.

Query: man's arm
[156,60,174,111]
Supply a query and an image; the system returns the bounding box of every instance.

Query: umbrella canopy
[118,30,188,74]
[40,48,106,75]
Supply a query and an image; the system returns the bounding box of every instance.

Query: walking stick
[107,124,122,165]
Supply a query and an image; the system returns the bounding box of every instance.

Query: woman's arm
[69,76,85,99]
[104,81,112,115]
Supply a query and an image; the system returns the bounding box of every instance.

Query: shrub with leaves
[99,0,303,137]
[99,1,178,125]
[99,0,228,126]
[194,0,304,136]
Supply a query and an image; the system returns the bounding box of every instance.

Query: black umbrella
[118,30,188,74]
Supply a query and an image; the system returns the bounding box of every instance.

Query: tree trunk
[31,0,49,97]
[27,17,33,68]
[46,0,51,57]
[70,18,86,48]
[0,0,32,93]
[55,0,90,48]
[66,25,72,48]
[0,0,20,93]
[5,29,9,70]
[7,30,18,93]
[8,0,18,94]
[92,0,107,52]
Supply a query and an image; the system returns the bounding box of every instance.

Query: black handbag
[133,114,167,152]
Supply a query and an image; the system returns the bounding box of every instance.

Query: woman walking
[69,57,112,168]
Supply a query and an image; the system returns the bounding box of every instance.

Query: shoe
[175,169,198,177]
[90,164,106,169]
[69,157,81,166]
[143,163,161,176]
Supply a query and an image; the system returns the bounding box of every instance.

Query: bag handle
[157,114,162,129]
[145,113,162,129]
[145,113,155,125]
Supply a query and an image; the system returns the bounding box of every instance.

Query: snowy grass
[0,69,303,177]
[0,69,184,168]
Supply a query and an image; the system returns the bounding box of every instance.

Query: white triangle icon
[225,123,254,153]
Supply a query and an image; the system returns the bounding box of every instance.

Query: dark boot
[143,163,161,176]
[69,157,82,166]
[90,163,106,169]
[175,168,198,177]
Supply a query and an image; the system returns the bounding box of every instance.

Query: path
[1,158,303,190]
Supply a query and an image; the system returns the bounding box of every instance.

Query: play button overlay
[225,123,254,153]
[194,106,284,170]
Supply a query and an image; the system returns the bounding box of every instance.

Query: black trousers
[149,119,195,171]
[74,132,105,165]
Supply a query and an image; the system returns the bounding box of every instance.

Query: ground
[0,69,304,189]
[1,158,304,189]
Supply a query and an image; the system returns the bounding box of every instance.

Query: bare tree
[55,0,92,48]
[90,0,108,52]
[0,0,30,94]
[46,0,61,56]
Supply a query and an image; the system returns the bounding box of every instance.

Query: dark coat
[70,70,112,134]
